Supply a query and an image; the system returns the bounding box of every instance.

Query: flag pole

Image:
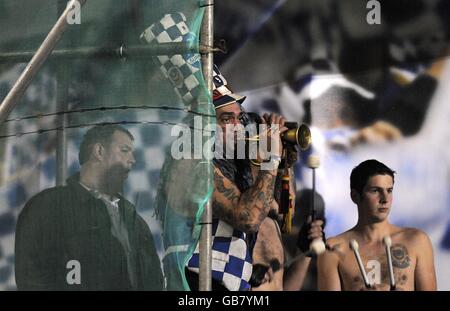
[199,0,214,291]
[0,0,87,123]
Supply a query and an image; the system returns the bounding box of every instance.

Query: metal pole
[55,0,71,186]
[0,0,87,123]
[0,44,212,63]
[55,67,68,186]
[312,168,316,220]
[199,0,214,292]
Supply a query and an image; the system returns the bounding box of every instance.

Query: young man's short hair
[350,159,395,194]
[78,124,134,165]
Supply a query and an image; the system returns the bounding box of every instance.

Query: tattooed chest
[341,243,414,290]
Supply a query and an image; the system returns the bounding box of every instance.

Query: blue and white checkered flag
[140,12,203,106]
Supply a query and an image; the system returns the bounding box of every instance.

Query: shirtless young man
[318,159,436,291]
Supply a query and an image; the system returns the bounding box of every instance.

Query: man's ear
[350,189,360,205]
[92,143,104,161]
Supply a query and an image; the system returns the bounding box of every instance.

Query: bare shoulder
[321,230,356,262]
[391,227,434,264]
[394,227,432,246]
[326,231,354,252]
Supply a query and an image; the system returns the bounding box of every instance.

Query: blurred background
[0,0,449,290]
[213,0,450,290]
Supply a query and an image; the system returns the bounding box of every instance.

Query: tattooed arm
[213,166,277,234]
[413,230,437,291]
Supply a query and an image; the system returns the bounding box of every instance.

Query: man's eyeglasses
[218,112,248,125]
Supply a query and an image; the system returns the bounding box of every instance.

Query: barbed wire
[0,119,217,140]
[2,104,216,124]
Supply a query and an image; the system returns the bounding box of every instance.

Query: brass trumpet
[245,121,312,151]
[282,122,312,151]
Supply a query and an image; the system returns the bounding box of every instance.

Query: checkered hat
[213,64,246,109]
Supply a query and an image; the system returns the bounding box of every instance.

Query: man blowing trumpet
[318,159,436,291]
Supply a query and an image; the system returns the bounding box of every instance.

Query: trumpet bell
[282,124,312,150]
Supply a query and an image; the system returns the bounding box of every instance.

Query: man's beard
[102,165,129,194]
[215,131,253,160]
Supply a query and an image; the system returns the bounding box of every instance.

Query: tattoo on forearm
[214,174,240,206]
[214,170,276,232]
[213,200,235,224]
[241,171,276,230]
[274,174,282,203]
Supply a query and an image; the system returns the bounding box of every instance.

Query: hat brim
[214,94,246,110]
